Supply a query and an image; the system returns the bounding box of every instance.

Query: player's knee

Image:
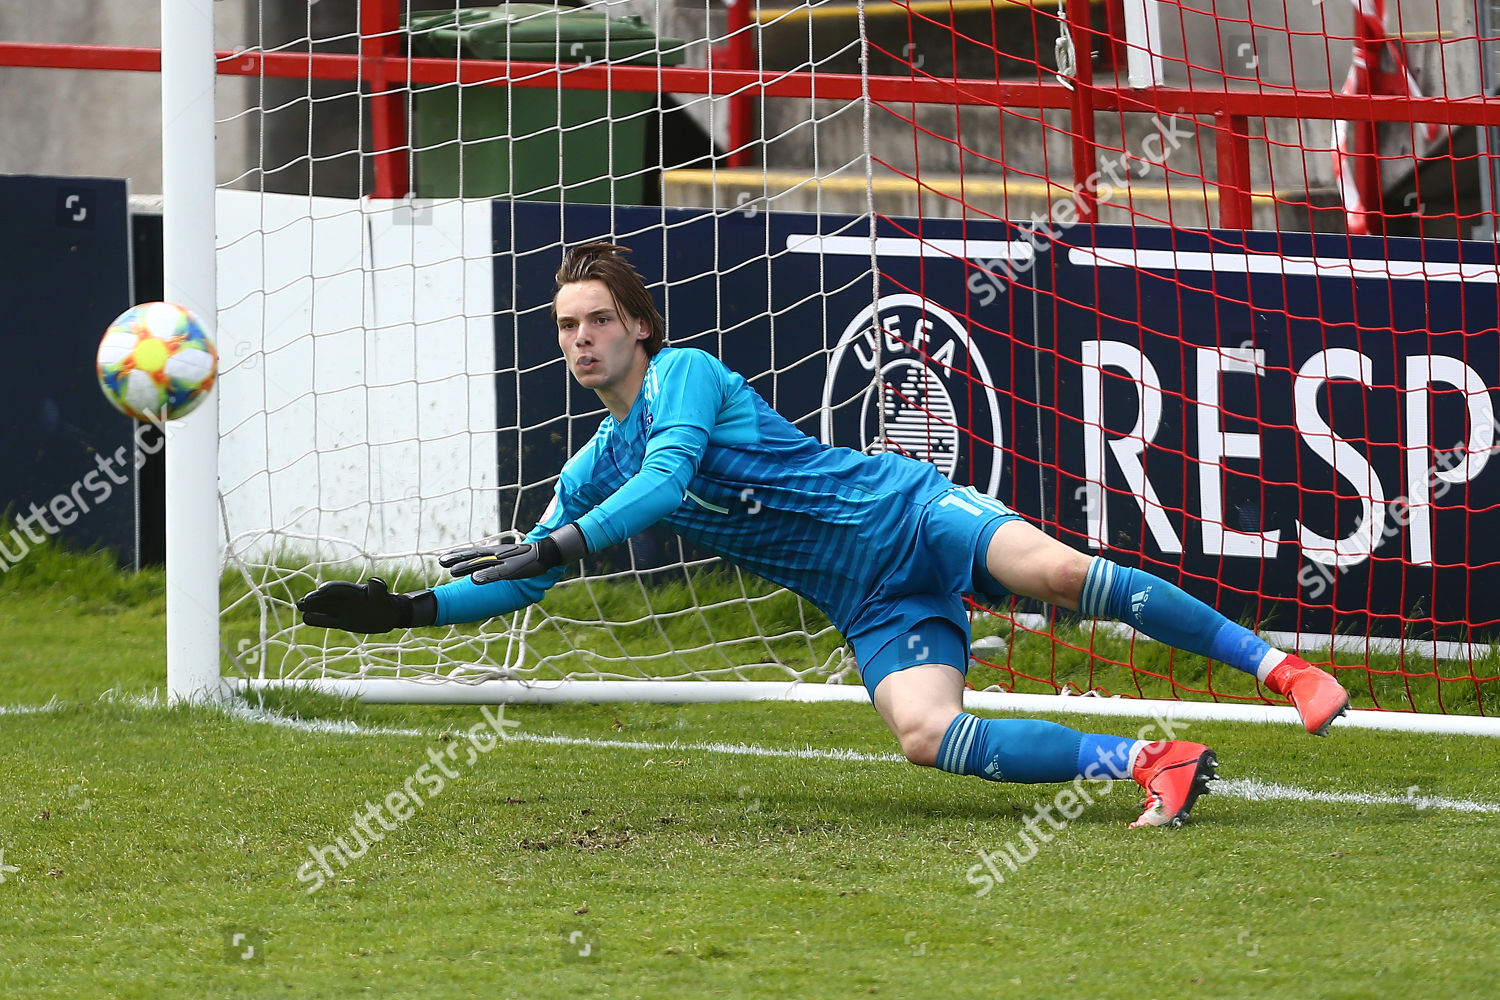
[893,715,950,767]
[1043,550,1090,609]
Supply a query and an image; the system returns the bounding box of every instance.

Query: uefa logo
[820,293,1004,495]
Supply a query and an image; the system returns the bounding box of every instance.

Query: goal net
[210,0,874,702]
[147,0,1500,724]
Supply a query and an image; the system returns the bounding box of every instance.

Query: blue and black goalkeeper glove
[297,577,437,633]
[440,523,587,585]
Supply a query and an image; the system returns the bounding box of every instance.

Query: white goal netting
[213,1,876,693]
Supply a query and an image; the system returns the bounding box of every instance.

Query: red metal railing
[5,14,1499,229]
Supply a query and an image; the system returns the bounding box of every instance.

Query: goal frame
[162,0,222,704]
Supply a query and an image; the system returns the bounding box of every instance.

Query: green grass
[2,548,1499,998]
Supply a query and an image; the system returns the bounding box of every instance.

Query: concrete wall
[0,2,252,193]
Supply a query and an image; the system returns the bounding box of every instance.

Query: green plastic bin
[408,5,685,203]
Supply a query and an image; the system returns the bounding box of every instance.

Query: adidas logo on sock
[983,755,1003,778]
[1130,587,1151,619]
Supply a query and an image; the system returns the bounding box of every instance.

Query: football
[96,301,218,422]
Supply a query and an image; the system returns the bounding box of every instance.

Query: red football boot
[1129,741,1218,829]
[1264,655,1350,736]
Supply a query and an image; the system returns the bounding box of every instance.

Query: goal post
[77,0,1493,732]
[162,0,224,704]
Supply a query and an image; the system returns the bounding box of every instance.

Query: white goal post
[163,0,223,704]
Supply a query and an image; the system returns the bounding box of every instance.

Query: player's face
[555,279,651,414]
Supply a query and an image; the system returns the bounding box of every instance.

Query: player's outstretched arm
[564,350,723,553]
[440,523,587,585]
[297,577,436,634]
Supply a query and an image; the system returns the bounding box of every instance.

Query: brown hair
[552,242,667,355]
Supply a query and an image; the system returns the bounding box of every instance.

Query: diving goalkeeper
[298,242,1351,828]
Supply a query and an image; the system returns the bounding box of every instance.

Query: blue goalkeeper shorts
[848,485,1023,697]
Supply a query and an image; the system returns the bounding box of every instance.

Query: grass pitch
[2,548,1498,998]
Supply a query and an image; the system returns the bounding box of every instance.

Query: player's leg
[859,594,1214,827]
[869,662,963,767]
[979,519,1349,735]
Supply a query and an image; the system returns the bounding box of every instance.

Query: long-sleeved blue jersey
[433,346,958,634]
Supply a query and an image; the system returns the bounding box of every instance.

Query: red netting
[868,0,1500,714]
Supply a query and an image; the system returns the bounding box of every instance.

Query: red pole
[1067,0,1099,224]
[362,0,409,198]
[726,0,754,167]
[1353,11,1382,235]
[1215,112,1253,228]
[1102,0,1126,71]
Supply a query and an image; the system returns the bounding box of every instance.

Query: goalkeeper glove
[440,523,587,585]
[296,577,437,633]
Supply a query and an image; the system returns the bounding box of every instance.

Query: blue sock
[1078,558,1282,678]
[936,715,1139,784]
[1077,733,1139,780]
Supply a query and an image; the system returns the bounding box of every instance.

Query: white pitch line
[226,703,1500,816]
[228,702,429,738]
[228,702,905,760]
[1217,778,1500,815]
[513,729,908,764]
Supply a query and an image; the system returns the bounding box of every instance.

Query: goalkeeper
[299,242,1350,828]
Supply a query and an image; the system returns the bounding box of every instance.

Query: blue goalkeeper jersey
[433,346,956,634]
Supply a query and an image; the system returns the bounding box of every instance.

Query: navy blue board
[492,204,1042,574]
[0,175,136,568]
[1045,227,1500,644]
[492,203,1499,645]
